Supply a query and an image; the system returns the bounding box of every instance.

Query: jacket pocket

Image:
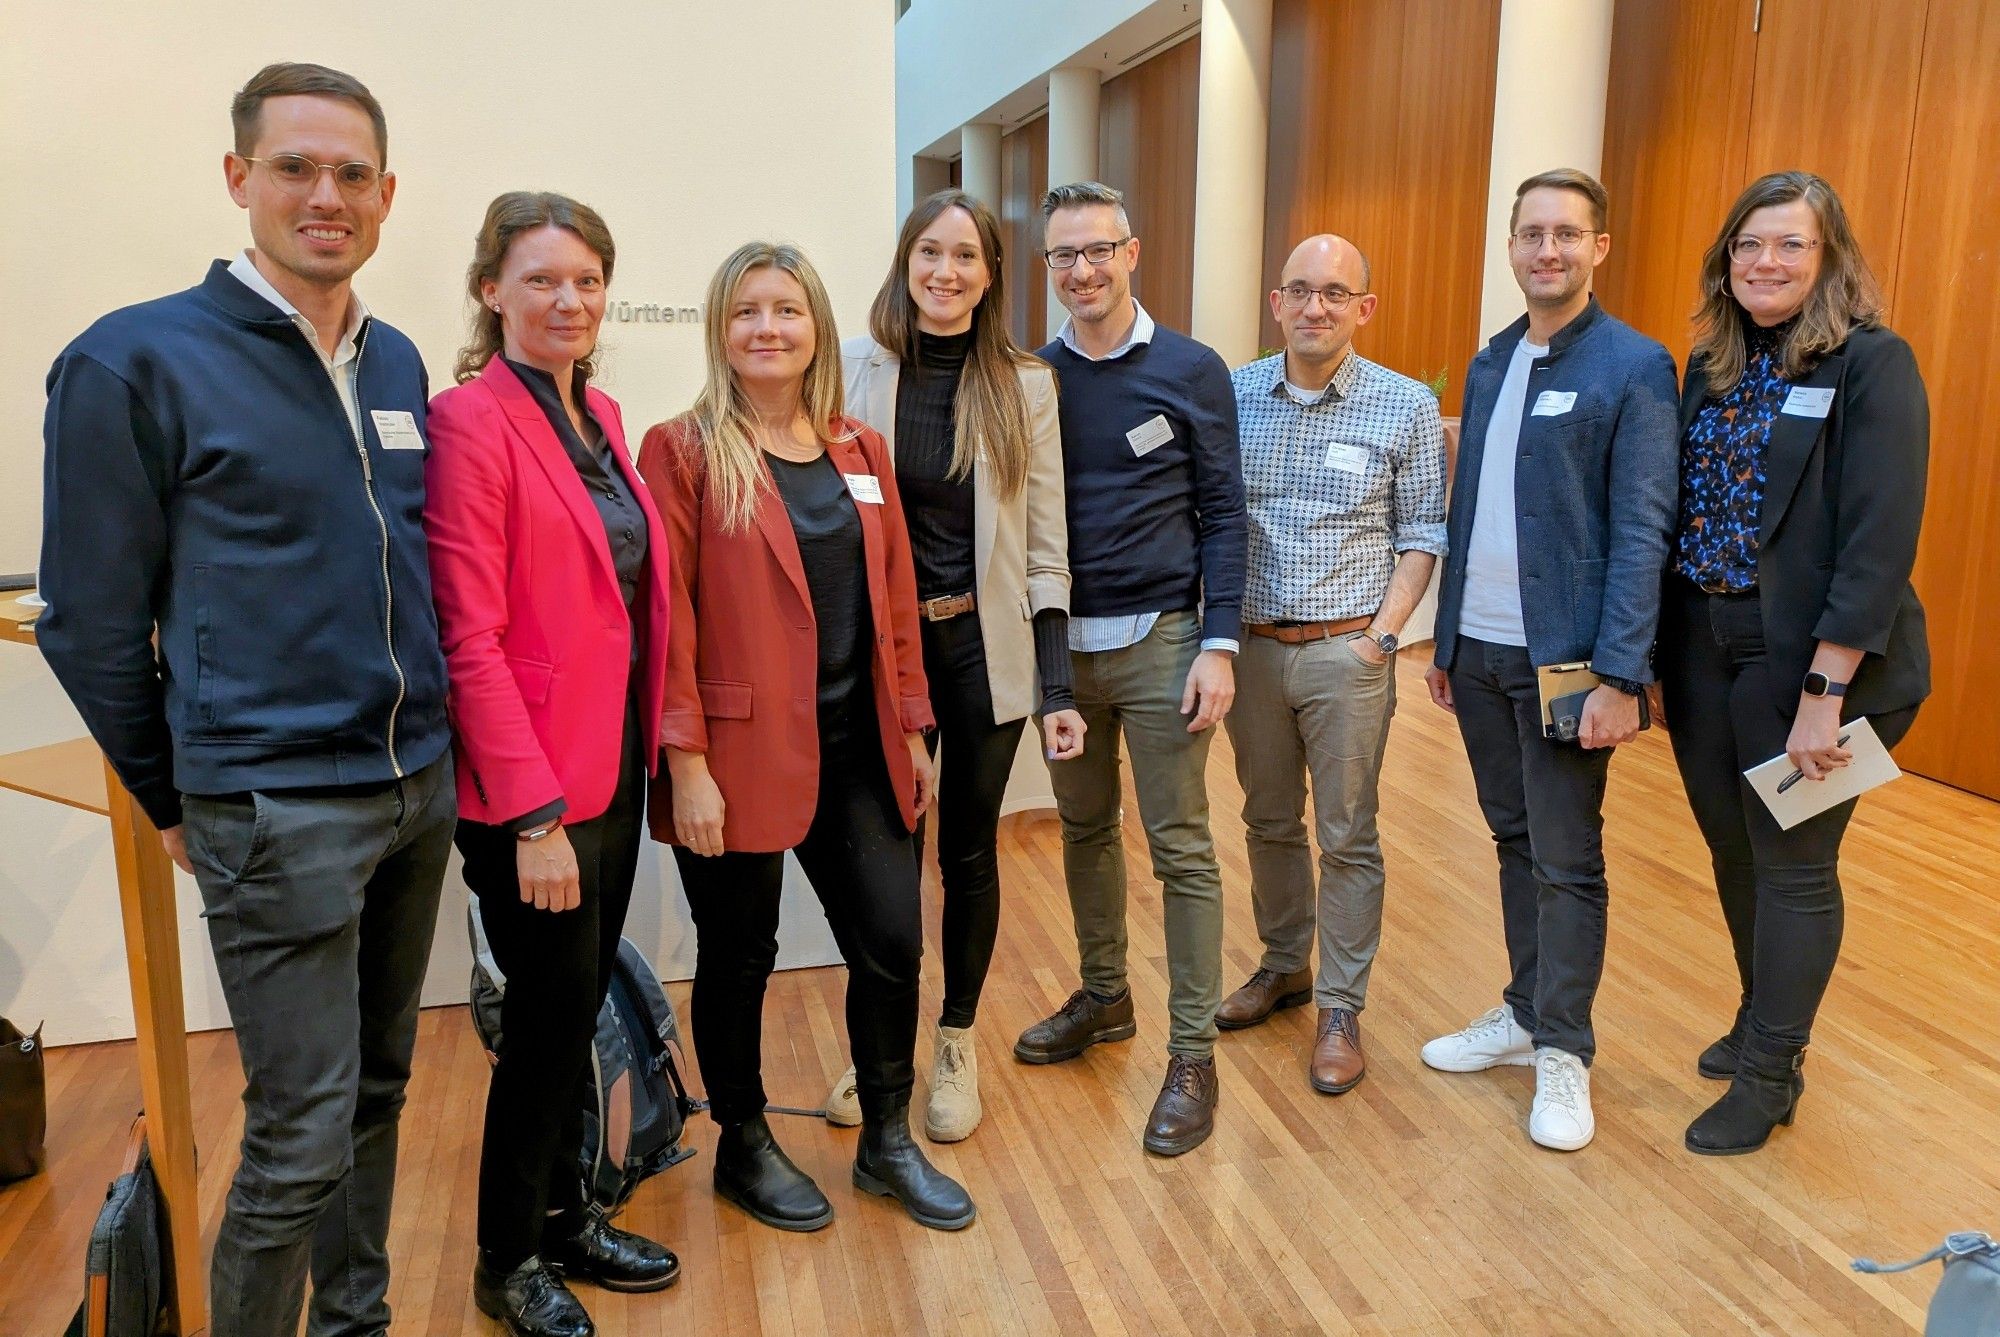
[507,657,554,706]
[697,678,753,720]
[193,563,216,725]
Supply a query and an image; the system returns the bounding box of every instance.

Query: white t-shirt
[1456,338,1548,646]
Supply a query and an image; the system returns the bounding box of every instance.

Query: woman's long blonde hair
[1690,171,1882,397]
[867,189,1042,500]
[683,242,850,534]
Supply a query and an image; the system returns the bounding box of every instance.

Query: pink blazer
[424,358,671,825]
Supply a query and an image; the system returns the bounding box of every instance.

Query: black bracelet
[1596,673,1645,696]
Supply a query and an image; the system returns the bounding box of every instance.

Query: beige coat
[842,336,1069,722]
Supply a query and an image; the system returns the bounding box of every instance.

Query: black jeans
[458,702,645,1271]
[919,612,1028,1028]
[1658,578,1917,1052]
[1449,637,1614,1064]
[181,754,456,1337]
[675,733,922,1125]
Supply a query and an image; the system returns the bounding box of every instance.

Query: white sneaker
[823,1063,861,1127]
[1420,1005,1537,1072]
[924,1025,982,1143]
[1528,1048,1595,1151]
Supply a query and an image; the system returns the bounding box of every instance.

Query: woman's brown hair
[1690,171,1881,397]
[453,191,616,384]
[867,189,1043,500]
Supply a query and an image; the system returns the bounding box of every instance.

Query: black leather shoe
[1014,988,1136,1064]
[854,1097,976,1231]
[472,1255,593,1337]
[1685,1040,1805,1156]
[1698,1004,1749,1079]
[714,1114,835,1231]
[545,1212,680,1293]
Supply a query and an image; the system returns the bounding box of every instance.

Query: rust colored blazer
[637,416,933,853]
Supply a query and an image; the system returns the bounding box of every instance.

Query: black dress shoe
[545,1212,681,1293]
[1685,1040,1805,1156]
[854,1096,976,1230]
[714,1114,834,1231]
[472,1255,593,1337]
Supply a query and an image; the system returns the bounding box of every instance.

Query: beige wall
[0,1,895,1044]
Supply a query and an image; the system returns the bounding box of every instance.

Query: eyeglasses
[1044,238,1131,270]
[1278,283,1368,311]
[1510,227,1598,253]
[240,154,386,200]
[1728,235,1820,265]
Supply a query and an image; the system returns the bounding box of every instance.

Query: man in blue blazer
[1418,169,1679,1152]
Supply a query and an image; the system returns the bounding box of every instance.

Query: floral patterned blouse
[1673,317,1798,592]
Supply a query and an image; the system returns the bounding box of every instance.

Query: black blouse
[894,328,978,599]
[767,451,875,747]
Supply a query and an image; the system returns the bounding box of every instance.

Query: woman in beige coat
[826,188,1083,1141]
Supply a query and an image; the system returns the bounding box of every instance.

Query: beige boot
[824,1063,861,1127]
[924,1025,982,1142]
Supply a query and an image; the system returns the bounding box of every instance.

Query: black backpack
[468,900,697,1212]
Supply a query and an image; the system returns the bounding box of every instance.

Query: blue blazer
[1433,299,1681,683]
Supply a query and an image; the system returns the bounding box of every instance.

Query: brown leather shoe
[1013,989,1137,1064]
[1216,967,1313,1030]
[1143,1055,1219,1155]
[1310,1007,1366,1094]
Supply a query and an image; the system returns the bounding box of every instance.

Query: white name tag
[1323,441,1369,474]
[370,409,426,450]
[1531,390,1579,417]
[1782,386,1835,419]
[843,473,884,504]
[1126,414,1175,456]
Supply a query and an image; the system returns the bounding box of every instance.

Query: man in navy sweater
[38,65,454,1336]
[1011,182,1247,1157]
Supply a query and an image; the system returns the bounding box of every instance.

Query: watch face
[1804,672,1830,696]
[1379,634,1398,655]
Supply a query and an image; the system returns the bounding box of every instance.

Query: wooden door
[1098,36,1200,336]
[1000,115,1048,348]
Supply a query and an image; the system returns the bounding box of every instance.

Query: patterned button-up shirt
[1674,320,1793,592]
[1231,350,1448,623]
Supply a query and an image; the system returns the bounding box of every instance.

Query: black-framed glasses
[1728,234,1820,265]
[1509,227,1598,253]
[1278,283,1368,311]
[241,154,386,200]
[1044,237,1131,270]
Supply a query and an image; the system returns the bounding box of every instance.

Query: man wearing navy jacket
[37,64,453,1337]
[1011,181,1247,1158]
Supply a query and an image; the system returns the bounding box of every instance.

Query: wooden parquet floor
[4,658,1997,1335]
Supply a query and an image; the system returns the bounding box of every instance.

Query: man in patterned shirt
[1215,234,1446,1095]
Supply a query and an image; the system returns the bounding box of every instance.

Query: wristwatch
[1596,673,1644,696]
[1801,671,1849,698]
[1361,627,1399,656]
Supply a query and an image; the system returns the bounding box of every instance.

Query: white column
[1189,0,1272,364]
[908,154,952,218]
[1045,66,1103,339]
[958,122,1003,211]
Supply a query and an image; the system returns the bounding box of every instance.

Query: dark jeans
[918,612,1027,1028]
[181,754,456,1337]
[1449,637,1613,1064]
[1658,578,1917,1052]
[458,702,646,1271]
[675,734,922,1125]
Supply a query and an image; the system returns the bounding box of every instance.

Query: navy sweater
[1037,325,1247,644]
[37,261,450,830]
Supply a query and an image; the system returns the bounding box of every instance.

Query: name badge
[1782,386,1835,419]
[1531,390,1579,417]
[1126,414,1174,456]
[1323,441,1369,474]
[843,473,884,504]
[370,410,426,450]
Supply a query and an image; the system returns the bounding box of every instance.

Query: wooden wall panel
[1097,36,1201,336]
[999,114,1048,348]
[1883,1,2000,798]
[1260,0,1501,414]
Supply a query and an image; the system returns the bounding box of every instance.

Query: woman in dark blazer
[427,193,679,1336]
[638,241,975,1233]
[1659,171,1929,1156]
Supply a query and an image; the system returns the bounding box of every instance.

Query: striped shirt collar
[1056,299,1155,362]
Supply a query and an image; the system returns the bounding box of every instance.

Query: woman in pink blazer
[425,192,677,1336]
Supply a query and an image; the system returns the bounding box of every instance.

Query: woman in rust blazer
[638,241,975,1234]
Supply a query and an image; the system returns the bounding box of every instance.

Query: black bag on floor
[0,1015,46,1183]
[64,1114,166,1337]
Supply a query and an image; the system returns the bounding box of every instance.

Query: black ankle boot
[1697,1003,1750,1079]
[1685,1039,1805,1156]
[544,1208,680,1293]
[854,1095,977,1230]
[472,1254,593,1337]
[714,1114,834,1231]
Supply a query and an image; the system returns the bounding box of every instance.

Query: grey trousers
[1048,610,1224,1058]
[182,754,455,1337]
[1226,630,1397,1011]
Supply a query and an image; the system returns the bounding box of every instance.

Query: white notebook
[1744,716,1901,830]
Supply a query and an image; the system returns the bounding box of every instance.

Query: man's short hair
[231,62,388,165]
[1042,180,1132,235]
[1509,168,1608,233]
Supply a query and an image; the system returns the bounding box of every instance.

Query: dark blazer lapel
[482,359,621,595]
[1759,348,1846,544]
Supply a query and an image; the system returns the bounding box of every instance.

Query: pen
[1776,733,1851,794]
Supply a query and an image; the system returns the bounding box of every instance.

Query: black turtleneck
[894,328,978,600]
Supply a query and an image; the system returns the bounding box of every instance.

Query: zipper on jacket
[342,324,409,778]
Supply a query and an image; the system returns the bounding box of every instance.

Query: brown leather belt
[919,591,977,621]
[1246,616,1371,644]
